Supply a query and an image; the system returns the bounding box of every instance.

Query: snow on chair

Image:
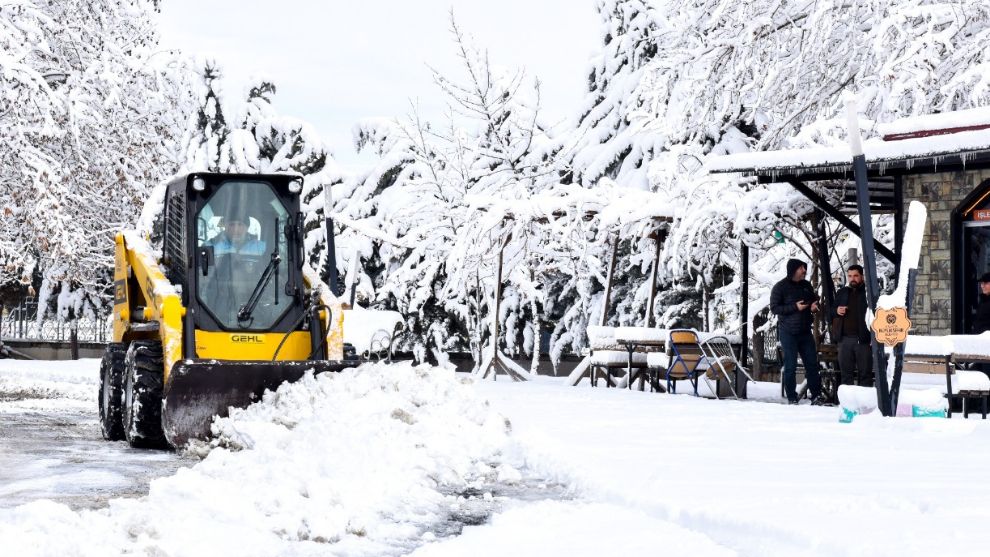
[699,335,756,399]
[663,329,710,395]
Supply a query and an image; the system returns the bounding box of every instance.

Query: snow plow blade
[162,359,354,448]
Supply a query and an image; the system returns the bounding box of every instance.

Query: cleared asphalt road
[0,359,191,510]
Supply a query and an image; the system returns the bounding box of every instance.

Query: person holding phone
[770,258,826,405]
[831,265,872,386]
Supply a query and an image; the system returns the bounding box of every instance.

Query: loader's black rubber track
[98,343,127,441]
[124,340,168,449]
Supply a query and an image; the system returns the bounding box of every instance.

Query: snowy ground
[0,360,190,510]
[1,359,989,556]
[418,378,990,556]
[0,360,562,556]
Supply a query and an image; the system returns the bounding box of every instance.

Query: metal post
[347,249,359,307]
[324,216,340,295]
[894,175,904,278]
[475,271,483,366]
[70,321,79,360]
[600,234,619,327]
[815,210,835,329]
[322,184,340,295]
[740,241,750,385]
[847,100,892,416]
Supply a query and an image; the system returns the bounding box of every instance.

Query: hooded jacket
[769,258,818,335]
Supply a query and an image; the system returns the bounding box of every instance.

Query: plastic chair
[664,329,710,395]
[700,335,757,399]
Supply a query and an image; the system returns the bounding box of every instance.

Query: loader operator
[209,212,266,256]
[202,210,271,326]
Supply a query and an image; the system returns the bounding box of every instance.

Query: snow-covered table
[901,332,990,361]
[613,327,668,391]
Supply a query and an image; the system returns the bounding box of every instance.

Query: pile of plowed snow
[0,362,522,556]
[0,359,96,411]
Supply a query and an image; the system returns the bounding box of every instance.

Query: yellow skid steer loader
[99,173,361,449]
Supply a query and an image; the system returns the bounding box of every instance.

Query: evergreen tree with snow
[184,62,229,172]
[569,0,663,190]
[227,78,331,176]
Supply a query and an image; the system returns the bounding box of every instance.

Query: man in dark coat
[832,265,872,386]
[770,258,825,405]
[973,272,990,335]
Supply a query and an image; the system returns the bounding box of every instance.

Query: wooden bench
[590,348,652,388]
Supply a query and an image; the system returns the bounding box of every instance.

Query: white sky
[158,1,600,169]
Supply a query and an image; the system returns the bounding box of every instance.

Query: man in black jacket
[770,258,825,405]
[832,265,872,386]
[973,273,990,335]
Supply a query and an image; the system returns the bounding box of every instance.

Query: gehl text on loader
[98,173,402,449]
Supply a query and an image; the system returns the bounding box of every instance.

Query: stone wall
[903,169,990,335]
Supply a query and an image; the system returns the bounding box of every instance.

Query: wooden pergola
[709,126,990,356]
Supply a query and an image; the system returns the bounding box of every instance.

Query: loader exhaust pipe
[322,185,340,295]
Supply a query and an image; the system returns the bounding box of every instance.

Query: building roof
[706,108,990,181]
[877,106,990,140]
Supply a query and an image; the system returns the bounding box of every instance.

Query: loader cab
[162,173,308,357]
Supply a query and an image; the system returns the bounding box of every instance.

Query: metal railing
[1,298,111,343]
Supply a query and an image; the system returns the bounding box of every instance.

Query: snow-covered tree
[182,68,334,179]
[184,62,229,172]
[318,0,990,366]
[561,0,990,337]
[227,78,332,176]
[0,0,194,319]
[313,17,572,366]
[569,0,664,190]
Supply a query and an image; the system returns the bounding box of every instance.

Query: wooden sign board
[871,307,912,347]
[974,209,990,221]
